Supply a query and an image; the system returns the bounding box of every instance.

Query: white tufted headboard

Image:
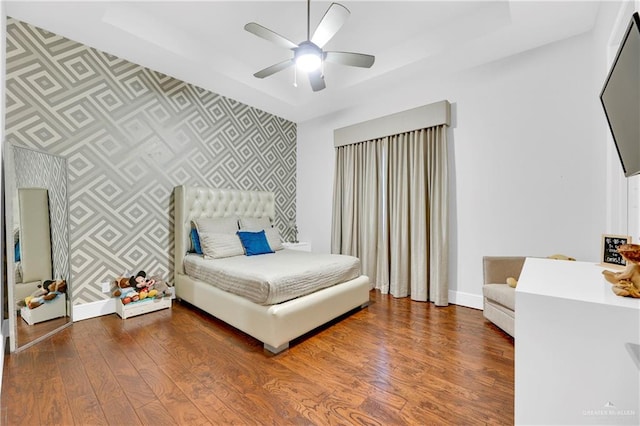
[174,185,275,275]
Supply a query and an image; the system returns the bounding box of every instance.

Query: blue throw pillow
[191,228,203,254]
[236,230,274,256]
[14,240,20,262]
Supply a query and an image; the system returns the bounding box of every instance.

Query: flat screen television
[600,12,640,177]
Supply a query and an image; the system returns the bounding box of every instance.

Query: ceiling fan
[244,0,375,92]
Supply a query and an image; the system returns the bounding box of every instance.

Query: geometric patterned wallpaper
[4,18,297,305]
[12,146,70,282]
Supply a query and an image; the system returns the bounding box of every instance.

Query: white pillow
[265,228,283,251]
[199,233,245,259]
[194,217,239,234]
[239,216,271,231]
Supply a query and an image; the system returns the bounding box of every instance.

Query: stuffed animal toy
[112,271,171,302]
[112,276,140,304]
[602,244,640,298]
[148,275,172,299]
[136,274,172,300]
[22,279,67,309]
[129,270,147,290]
[18,285,48,309]
[126,270,154,300]
[139,275,155,299]
[26,293,47,309]
[43,279,67,294]
[111,277,126,298]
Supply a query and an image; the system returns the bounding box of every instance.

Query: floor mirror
[4,144,72,352]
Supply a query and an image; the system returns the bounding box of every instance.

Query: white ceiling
[5,0,602,123]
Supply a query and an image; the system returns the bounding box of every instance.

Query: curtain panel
[331,125,448,305]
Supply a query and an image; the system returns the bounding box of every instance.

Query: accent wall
[4,17,297,306]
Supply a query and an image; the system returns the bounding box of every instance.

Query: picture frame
[601,234,632,267]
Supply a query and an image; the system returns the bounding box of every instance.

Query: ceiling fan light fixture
[294,42,322,72]
[296,52,321,72]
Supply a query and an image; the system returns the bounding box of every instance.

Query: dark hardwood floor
[16,313,71,348]
[1,291,514,425]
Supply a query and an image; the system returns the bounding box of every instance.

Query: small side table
[282,242,311,252]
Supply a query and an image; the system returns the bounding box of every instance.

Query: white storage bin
[115,297,171,319]
[20,294,66,325]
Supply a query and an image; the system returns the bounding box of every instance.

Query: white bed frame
[174,185,370,354]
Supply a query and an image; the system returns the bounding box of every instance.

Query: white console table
[516,258,640,425]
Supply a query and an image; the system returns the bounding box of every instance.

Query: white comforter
[184,249,361,305]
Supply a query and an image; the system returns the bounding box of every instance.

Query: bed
[174,185,370,353]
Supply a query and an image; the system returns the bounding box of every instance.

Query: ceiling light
[296,52,321,72]
[295,41,322,72]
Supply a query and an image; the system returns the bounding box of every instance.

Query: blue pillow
[236,230,274,256]
[15,240,21,262]
[191,228,203,254]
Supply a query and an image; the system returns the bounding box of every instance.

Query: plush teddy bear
[602,243,640,298]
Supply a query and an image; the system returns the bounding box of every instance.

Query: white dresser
[516,258,640,425]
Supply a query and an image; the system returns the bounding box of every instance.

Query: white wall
[297,5,620,308]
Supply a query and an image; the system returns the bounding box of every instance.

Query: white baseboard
[449,290,483,310]
[72,298,116,321]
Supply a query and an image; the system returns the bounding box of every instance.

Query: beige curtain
[332,139,384,286]
[426,126,448,305]
[332,125,448,305]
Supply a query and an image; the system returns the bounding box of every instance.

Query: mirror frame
[5,143,73,352]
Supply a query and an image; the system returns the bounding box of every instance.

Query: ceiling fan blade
[324,51,375,68]
[254,59,294,79]
[310,3,350,48]
[308,70,326,92]
[244,22,298,50]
